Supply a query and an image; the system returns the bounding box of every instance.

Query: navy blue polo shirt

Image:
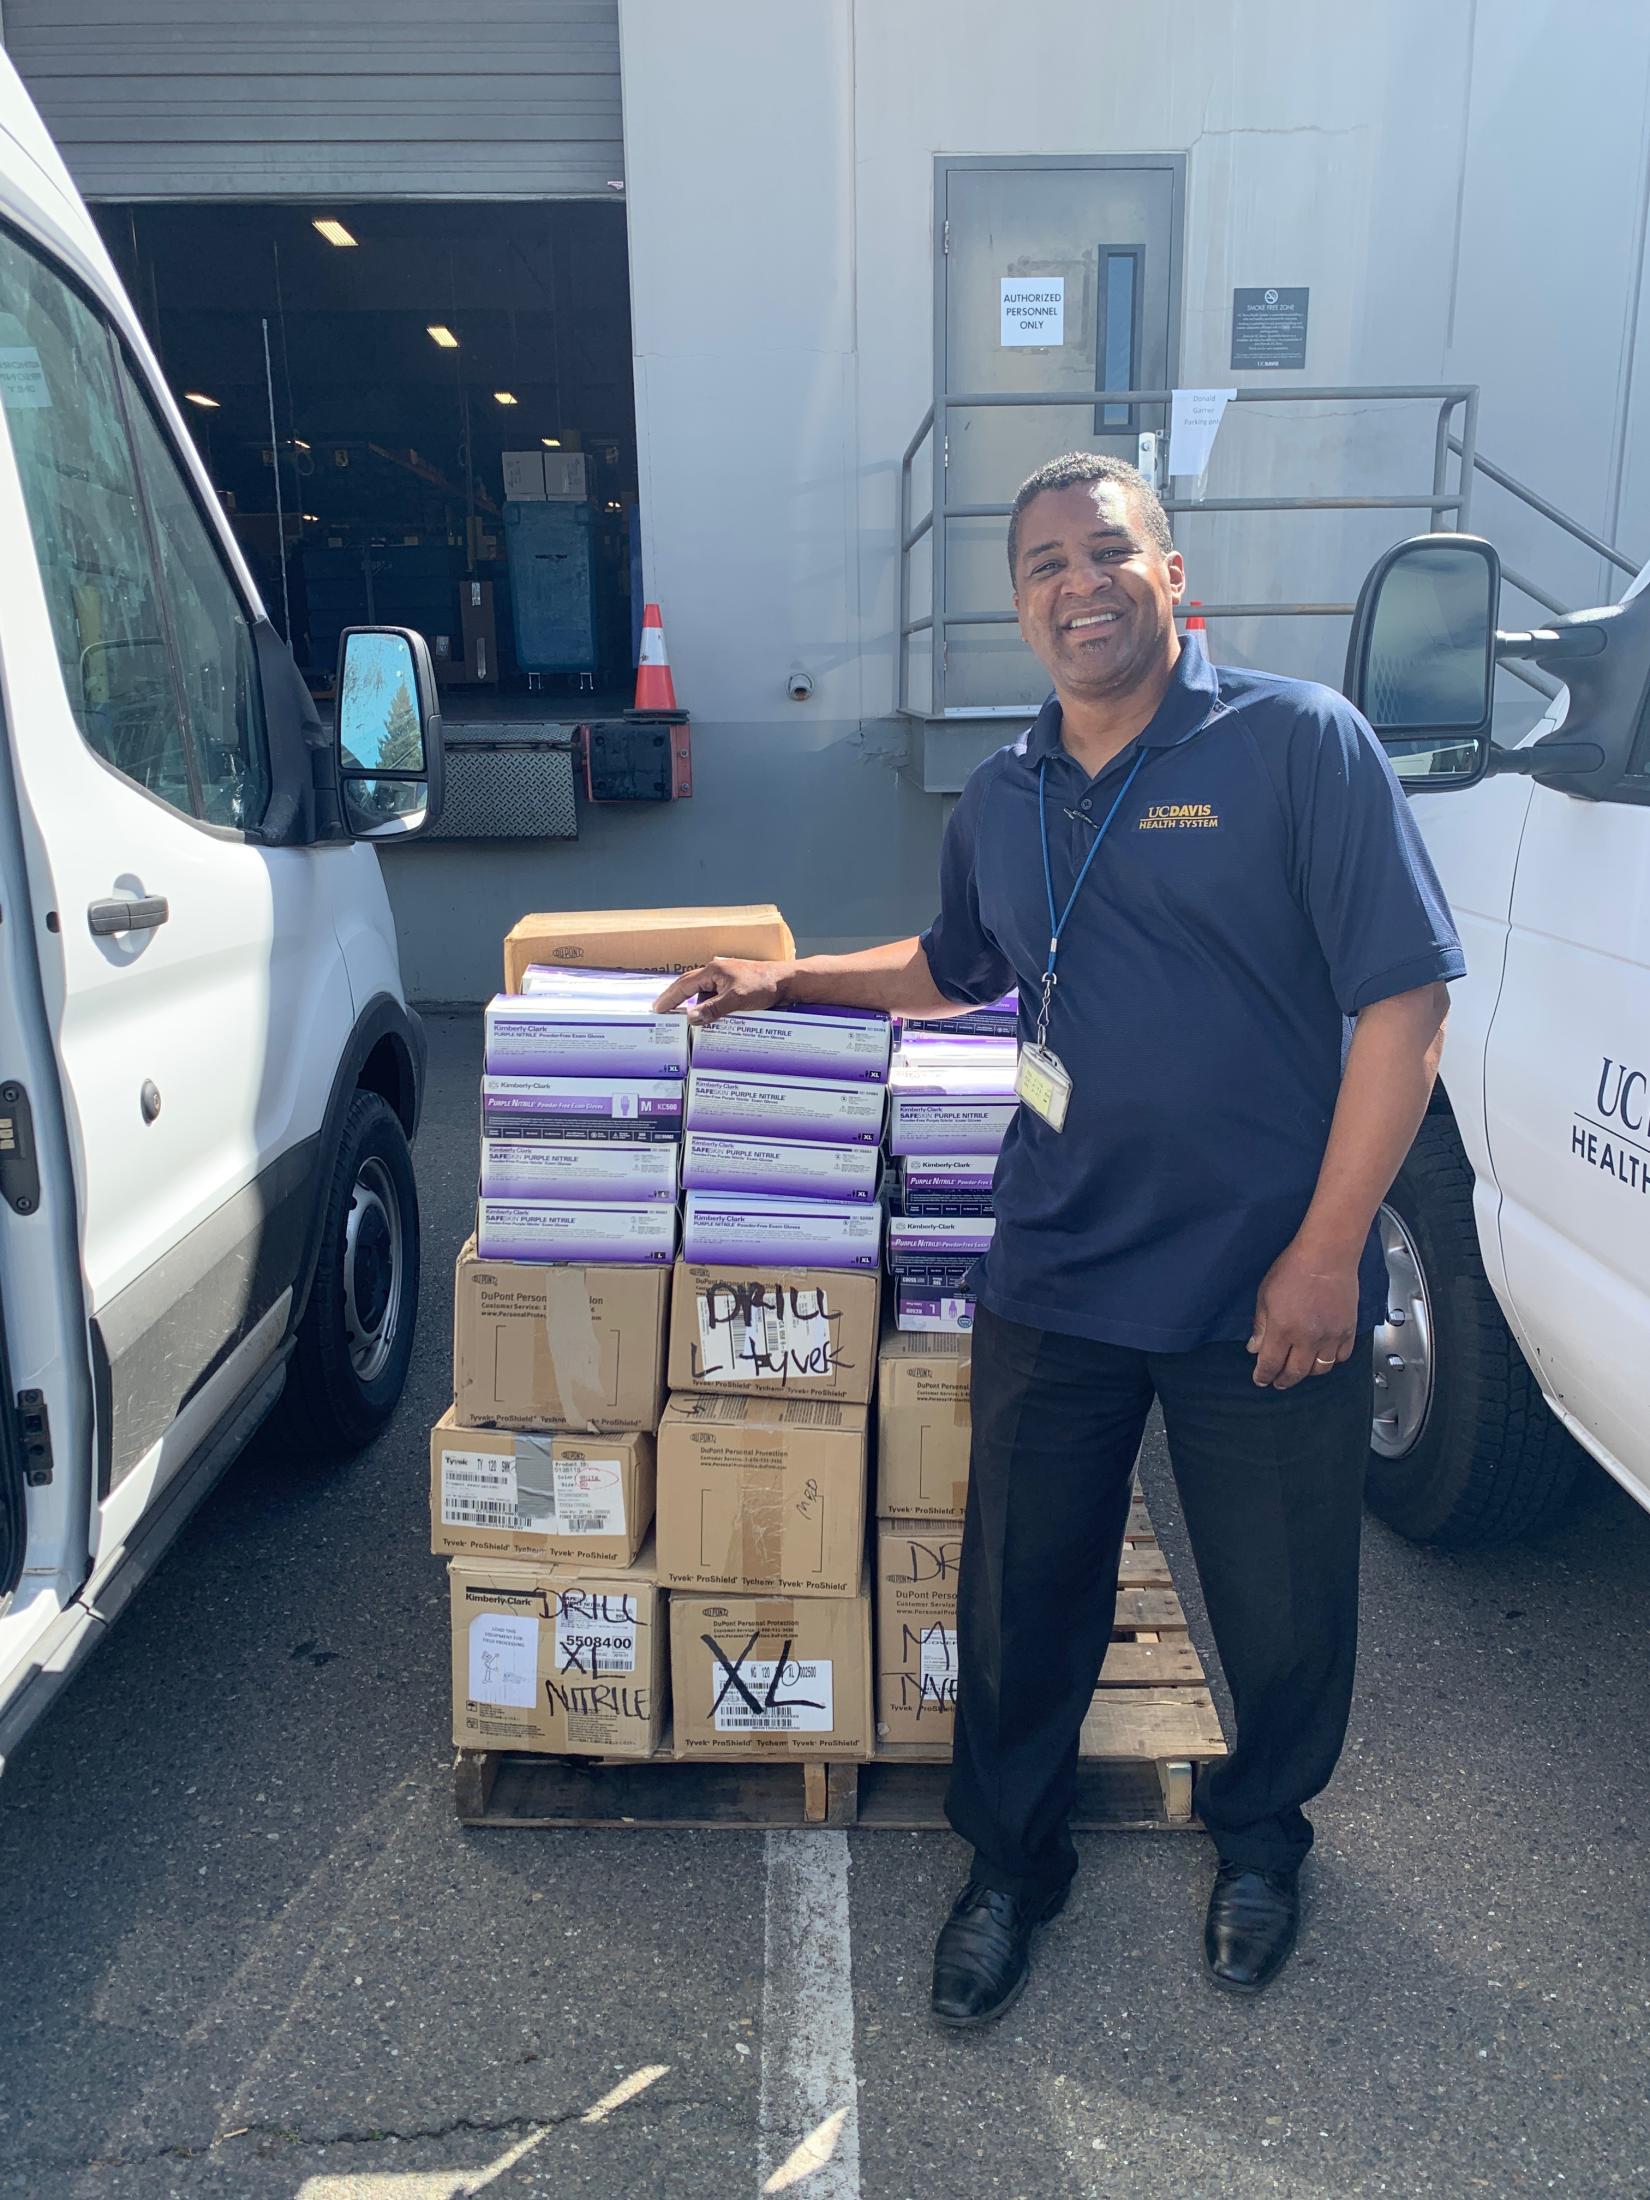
[919,637,1466,1352]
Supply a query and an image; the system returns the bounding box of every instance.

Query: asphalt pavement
[2,1011,1647,2200]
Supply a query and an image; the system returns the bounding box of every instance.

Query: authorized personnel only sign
[1001,277,1064,347]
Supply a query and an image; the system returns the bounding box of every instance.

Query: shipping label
[711,1652,835,1733]
[554,1589,638,1677]
[550,1455,627,1537]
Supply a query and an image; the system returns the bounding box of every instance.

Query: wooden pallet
[455,1495,1226,1833]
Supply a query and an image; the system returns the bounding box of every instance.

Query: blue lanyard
[1034,746,1148,1046]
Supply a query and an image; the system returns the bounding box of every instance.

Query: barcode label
[712,1657,834,1733]
[550,1456,626,1537]
[442,1448,519,1528]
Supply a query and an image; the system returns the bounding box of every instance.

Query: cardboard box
[483,994,689,1080]
[685,1068,886,1147]
[479,1137,680,1203]
[669,1571,872,1758]
[482,1074,684,1141]
[876,1517,965,1744]
[475,1199,678,1265]
[683,1130,882,1203]
[451,1545,666,1758]
[682,1190,882,1272]
[656,1393,867,1595]
[502,449,548,500]
[878,1329,972,1516]
[542,450,590,500]
[503,905,794,994]
[453,1238,669,1431]
[431,1408,655,1565]
[668,1261,880,1404]
[691,1005,891,1085]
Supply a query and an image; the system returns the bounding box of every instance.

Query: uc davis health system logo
[1138,801,1220,831]
[1573,1057,1650,1194]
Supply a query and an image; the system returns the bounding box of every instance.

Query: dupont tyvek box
[484,994,689,1079]
[476,1198,679,1265]
[690,1005,891,1085]
[682,1191,883,1271]
[479,1137,680,1203]
[685,1068,885,1147]
[482,1075,684,1141]
[888,1214,995,1274]
[682,1132,880,1204]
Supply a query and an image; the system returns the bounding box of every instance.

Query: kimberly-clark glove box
[682,1190,883,1271]
[484,994,689,1080]
[682,1132,881,1204]
[479,1137,681,1203]
[684,1068,886,1147]
[690,1005,891,1085]
[482,1075,685,1142]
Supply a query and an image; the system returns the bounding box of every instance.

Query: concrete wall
[385,0,1650,997]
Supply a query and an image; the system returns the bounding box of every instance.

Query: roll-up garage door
[4,0,622,200]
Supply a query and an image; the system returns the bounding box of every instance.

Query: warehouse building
[7,0,1649,997]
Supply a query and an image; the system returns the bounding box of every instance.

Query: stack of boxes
[870,992,1015,1748]
[885,992,1018,1333]
[659,1003,890,1759]
[437,905,791,1766]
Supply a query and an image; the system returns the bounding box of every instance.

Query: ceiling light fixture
[494,391,519,406]
[312,218,358,248]
[183,392,220,409]
[541,436,562,448]
[291,437,311,451]
[426,325,459,349]
[302,512,319,522]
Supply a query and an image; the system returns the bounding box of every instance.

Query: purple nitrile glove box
[690,1003,891,1085]
[900,989,1020,1041]
[475,1197,679,1264]
[895,1278,977,1333]
[479,1136,680,1203]
[682,1131,881,1204]
[887,1047,1019,1157]
[520,966,667,1000]
[684,1067,886,1147]
[484,993,689,1080]
[888,1214,995,1274]
[901,1154,998,1196]
[482,1075,684,1141]
[682,1190,884,1271]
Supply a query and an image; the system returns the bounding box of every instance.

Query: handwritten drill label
[695,1286,835,1384]
[468,1613,538,1707]
[554,1590,637,1676]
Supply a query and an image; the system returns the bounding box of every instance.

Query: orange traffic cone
[632,602,679,713]
[1182,599,1206,632]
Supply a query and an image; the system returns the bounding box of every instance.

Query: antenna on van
[262,317,292,643]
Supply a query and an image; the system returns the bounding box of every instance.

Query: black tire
[1367,1112,1582,1548]
[282,1091,420,1461]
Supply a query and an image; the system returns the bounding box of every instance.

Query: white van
[0,60,445,1761]
[1344,535,1650,1544]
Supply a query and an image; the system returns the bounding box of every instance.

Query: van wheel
[285,1092,420,1459]
[1367,1114,1582,1547]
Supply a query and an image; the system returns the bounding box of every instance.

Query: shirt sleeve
[1284,693,1467,1015]
[919,764,1015,1007]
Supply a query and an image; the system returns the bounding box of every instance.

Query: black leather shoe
[1203,1862,1301,1994]
[930,1879,1069,2029]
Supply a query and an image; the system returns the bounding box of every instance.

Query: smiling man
[657,451,1463,2022]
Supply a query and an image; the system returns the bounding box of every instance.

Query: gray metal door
[937,157,1183,711]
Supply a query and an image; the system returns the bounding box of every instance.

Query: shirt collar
[1022,635,1222,766]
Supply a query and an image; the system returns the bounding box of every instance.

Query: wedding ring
[1314,1355,1336,1366]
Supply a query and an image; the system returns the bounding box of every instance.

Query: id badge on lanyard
[1017,747,1148,1132]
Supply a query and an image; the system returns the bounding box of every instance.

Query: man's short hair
[1007,451,1174,580]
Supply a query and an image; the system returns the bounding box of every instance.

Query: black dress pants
[946,1305,1370,1897]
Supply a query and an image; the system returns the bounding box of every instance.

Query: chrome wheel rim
[1372,1203,1435,1460]
[343,1157,403,1384]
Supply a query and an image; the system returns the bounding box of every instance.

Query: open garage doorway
[96,199,639,718]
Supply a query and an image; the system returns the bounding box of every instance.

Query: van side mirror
[335,627,445,839]
[1343,535,1499,790]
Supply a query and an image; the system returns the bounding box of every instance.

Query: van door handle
[88,895,170,937]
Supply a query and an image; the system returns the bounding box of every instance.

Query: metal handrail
[898,382,1480,718]
[1446,435,1644,579]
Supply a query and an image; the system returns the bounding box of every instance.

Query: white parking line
[758,1828,862,2198]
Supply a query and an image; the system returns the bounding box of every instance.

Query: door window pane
[125,388,269,829]
[1098,250,1139,429]
[0,227,195,811]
